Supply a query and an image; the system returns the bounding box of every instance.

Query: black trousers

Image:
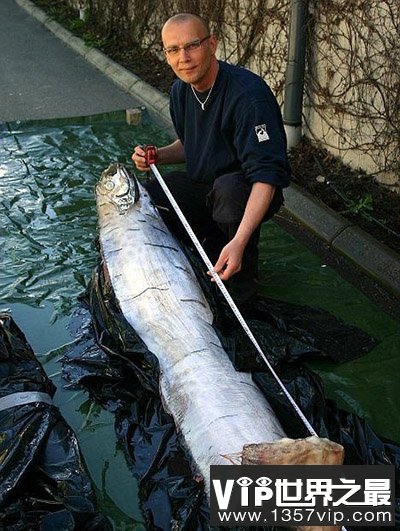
[144,171,283,298]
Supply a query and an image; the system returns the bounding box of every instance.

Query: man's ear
[209,34,218,54]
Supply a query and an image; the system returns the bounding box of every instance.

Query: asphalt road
[0,0,138,121]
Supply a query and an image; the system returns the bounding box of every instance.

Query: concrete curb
[282,185,400,297]
[15,0,400,299]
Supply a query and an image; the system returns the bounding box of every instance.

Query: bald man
[133,13,290,303]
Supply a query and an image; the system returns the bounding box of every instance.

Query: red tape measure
[144,145,157,166]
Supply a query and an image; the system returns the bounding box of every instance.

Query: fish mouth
[97,163,140,214]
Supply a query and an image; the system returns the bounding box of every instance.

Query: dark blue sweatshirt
[170,61,290,188]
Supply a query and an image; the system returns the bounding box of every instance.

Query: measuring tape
[143,145,317,437]
[142,146,352,531]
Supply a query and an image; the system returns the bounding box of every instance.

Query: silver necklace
[191,82,215,110]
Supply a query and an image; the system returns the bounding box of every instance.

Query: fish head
[96,163,140,214]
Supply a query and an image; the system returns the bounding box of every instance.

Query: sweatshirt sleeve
[232,90,291,188]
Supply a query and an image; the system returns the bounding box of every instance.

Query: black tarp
[0,313,111,531]
[61,245,399,530]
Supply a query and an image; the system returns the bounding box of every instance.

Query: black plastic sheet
[62,246,399,530]
[0,313,111,531]
[64,269,209,530]
[188,247,379,369]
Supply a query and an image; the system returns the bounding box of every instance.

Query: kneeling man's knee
[208,172,251,224]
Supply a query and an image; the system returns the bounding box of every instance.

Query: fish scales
[96,164,285,494]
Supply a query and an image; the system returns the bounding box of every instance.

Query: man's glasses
[164,36,211,57]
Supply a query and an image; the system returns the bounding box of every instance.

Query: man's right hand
[132,139,185,171]
[132,145,151,172]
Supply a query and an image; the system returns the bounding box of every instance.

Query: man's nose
[178,48,191,60]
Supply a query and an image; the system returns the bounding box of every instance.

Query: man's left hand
[208,239,245,282]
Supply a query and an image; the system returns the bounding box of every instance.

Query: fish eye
[256,477,272,487]
[236,477,253,487]
[105,180,114,191]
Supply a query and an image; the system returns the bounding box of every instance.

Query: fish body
[96,164,285,493]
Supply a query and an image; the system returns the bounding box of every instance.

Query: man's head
[161,13,218,91]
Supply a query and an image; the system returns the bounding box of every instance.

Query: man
[132,13,290,302]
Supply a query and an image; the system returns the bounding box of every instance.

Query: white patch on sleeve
[255,124,270,142]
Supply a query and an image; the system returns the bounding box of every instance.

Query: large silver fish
[95,163,286,494]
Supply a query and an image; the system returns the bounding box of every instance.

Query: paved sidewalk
[0,0,138,120]
[7,0,400,301]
